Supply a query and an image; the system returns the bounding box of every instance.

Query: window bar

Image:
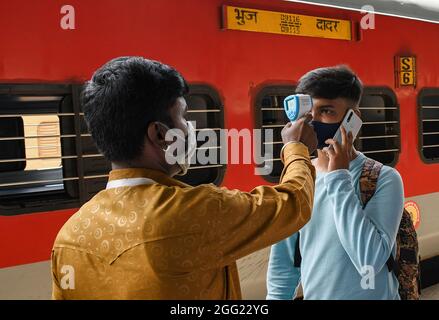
[0,175,109,188]
[0,113,84,118]
[359,134,399,140]
[363,121,398,125]
[72,85,87,204]
[262,124,285,128]
[0,147,224,164]
[358,107,397,110]
[187,109,221,113]
[0,134,91,141]
[0,154,103,164]
[0,164,226,188]
[362,149,399,154]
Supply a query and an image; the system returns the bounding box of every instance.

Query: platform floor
[421,283,439,300]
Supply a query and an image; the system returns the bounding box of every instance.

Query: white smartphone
[332,109,363,145]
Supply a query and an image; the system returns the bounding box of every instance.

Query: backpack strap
[360,158,400,275]
[359,158,383,209]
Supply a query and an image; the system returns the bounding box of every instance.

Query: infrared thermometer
[283,94,313,122]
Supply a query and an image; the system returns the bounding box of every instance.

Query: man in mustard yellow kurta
[51,56,317,299]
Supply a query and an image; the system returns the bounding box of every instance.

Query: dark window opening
[0,86,83,215]
[419,89,439,163]
[356,87,400,166]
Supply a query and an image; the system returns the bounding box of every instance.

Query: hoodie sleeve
[266,232,301,300]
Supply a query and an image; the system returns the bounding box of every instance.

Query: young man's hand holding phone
[324,109,363,171]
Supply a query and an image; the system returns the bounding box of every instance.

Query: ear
[147,122,167,150]
[353,107,361,119]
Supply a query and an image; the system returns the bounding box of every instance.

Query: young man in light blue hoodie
[266,66,404,300]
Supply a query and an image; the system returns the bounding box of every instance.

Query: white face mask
[160,121,197,176]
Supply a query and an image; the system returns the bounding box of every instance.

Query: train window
[176,85,225,186]
[419,88,439,162]
[0,95,66,202]
[0,84,108,215]
[255,86,400,182]
[356,87,400,166]
[255,86,296,183]
[0,84,225,215]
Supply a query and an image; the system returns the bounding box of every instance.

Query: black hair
[82,56,188,162]
[295,65,363,105]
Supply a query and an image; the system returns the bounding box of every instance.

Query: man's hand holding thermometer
[280,94,317,156]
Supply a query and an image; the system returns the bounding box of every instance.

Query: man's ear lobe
[147,122,165,147]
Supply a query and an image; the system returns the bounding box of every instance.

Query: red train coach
[0,0,438,299]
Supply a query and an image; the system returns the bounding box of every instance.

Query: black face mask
[311,120,342,149]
